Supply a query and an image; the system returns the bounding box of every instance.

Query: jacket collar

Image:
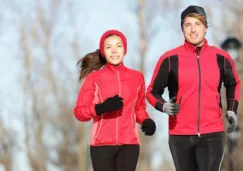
[184,38,208,53]
[105,62,126,73]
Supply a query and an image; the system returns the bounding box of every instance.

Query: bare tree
[14,0,86,170]
[136,0,152,170]
[65,1,88,170]
[19,22,41,170]
[138,1,182,170]
[31,1,84,170]
[0,122,13,171]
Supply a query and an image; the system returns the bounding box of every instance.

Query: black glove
[141,118,156,136]
[162,97,180,116]
[95,95,123,116]
[226,111,238,133]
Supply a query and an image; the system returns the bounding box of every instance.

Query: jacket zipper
[196,52,201,137]
[116,69,121,144]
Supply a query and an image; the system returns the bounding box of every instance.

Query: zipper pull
[198,132,201,137]
[197,55,199,59]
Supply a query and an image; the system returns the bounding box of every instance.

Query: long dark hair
[76,49,106,81]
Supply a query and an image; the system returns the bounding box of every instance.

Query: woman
[73,30,156,171]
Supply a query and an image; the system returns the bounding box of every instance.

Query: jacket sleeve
[73,73,97,121]
[223,53,241,114]
[146,55,169,112]
[135,74,149,125]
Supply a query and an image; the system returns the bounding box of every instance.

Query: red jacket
[74,63,149,146]
[146,39,240,135]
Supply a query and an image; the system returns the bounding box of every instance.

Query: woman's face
[103,35,125,65]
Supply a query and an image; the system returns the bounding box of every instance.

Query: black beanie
[181,5,207,27]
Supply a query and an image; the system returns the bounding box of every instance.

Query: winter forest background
[1,0,243,170]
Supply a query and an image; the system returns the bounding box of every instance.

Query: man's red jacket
[146,39,240,135]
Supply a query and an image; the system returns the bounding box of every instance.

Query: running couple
[74,5,240,171]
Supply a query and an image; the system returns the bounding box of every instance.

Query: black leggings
[169,132,225,171]
[90,144,139,171]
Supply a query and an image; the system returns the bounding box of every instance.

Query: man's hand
[162,97,180,116]
[226,110,238,133]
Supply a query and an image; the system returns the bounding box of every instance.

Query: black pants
[90,144,139,171]
[169,132,225,171]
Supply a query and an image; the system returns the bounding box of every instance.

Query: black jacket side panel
[216,54,239,114]
[152,57,169,111]
[168,55,179,100]
[216,54,224,108]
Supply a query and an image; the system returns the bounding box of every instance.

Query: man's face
[104,35,125,65]
[182,16,207,47]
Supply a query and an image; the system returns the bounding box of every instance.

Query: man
[146,5,240,171]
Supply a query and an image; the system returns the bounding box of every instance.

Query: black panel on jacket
[216,54,224,108]
[152,57,169,111]
[216,54,238,114]
[168,55,179,99]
